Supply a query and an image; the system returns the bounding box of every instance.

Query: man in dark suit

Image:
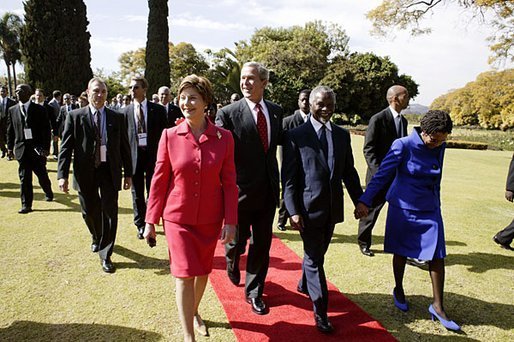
[282,86,363,333]
[493,153,514,250]
[158,85,183,127]
[57,77,132,273]
[0,85,17,158]
[216,61,283,315]
[358,85,409,257]
[56,93,73,139]
[277,89,311,231]
[7,84,54,214]
[124,76,168,239]
[48,90,62,159]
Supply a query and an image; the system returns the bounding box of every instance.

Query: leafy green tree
[21,0,93,96]
[205,48,241,104]
[235,21,350,114]
[367,0,514,64]
[145,0,170,97]
[321,52,419,121]
[94,68,125,100]
[119,47,146,82]
[0,12,23,96]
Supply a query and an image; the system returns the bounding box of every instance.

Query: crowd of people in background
[1,59,513,341]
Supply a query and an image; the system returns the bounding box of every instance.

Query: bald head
[386,85,409,112]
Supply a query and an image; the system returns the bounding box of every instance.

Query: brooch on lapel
[216,130,222,140]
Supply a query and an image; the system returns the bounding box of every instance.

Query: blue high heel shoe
[393,289,409,312]
[428,304,460,331]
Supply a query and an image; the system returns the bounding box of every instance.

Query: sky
[1,0,512,105]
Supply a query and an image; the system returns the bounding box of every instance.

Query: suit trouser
[18,151,53,208]
[131,147,153,229]
[52,135,59,157]
[357,201,385,248]
[225,196,276,298]
[78,163,118,260]
[496,219,514,245]
[300,221,335,319]
[277,199,289,227]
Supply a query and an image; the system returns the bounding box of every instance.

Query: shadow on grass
[348,292,514,337]
[114,245,169,275]
[0,320,162,341]
[0,182,20,190]
[446,252,514,273]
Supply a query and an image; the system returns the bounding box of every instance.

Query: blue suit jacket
[360,128,446,212]
[282,119,363,227]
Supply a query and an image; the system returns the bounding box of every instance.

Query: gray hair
[309,85,336,104]
[242,61,269,81]
[87,77,107,90]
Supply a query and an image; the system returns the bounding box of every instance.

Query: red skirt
[163,220,222,277]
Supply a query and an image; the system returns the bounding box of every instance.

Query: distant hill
[402,103,429,115]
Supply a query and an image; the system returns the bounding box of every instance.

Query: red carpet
[209,235,397,341]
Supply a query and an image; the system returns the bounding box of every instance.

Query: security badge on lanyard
[21,105,33,140]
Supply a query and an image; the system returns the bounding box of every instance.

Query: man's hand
[354,202,369,219]
[289,214,304,232]
[59,178,69,193]
[123,177,132,190]
[220,224,236,244]
[506,190,513,202]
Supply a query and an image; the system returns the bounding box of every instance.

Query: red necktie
[255,103,268,153]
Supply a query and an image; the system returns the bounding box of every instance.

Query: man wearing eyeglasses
[123,76,168,240]
[358,85,409,257]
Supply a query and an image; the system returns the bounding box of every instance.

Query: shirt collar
[89,104,104,114]
[300,110,309,121]
[244,97,265,111]
[134,98,147,108]
[389,106,401,118]
[310,115,332,132]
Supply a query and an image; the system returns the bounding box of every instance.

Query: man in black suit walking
[124,76,168,239]
[7,84,54,213]
[57,77,132,273]
[216,61,283,315]
[0,84,16,158]
[282,86,363,333]
[493,153,514,251]
[157,85,183,127]
[277,89,311,231]
[357,85,409,256]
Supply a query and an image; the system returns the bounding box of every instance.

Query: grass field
[1,135,513,341]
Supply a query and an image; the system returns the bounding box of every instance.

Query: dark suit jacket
[363,107,408,183]
[216,98,283,209]
[282,119,363,227]
[123,101,168,172]
[164,103,183,127]
[283,110,307,130]
[57,106,132,192]
[0,97,16,144]
[7,102,51,160]
[56,105,72,138]
[507,154,514,192]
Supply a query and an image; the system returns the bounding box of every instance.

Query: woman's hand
[144,223,156,240]
[220,224,236,244]
[354,202,369,219]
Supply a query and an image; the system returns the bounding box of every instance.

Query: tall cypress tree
[21,0,93,96]
[145,0,170,97]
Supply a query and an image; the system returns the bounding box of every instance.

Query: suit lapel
[305,120,329,173]
[330,126,343,179]
[294,111,304,127]
[265,100,278,152]
[385,108,398,138]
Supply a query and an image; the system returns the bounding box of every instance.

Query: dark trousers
[18,151,53,209]
[131,147,153,229]
[300,221,335,319]
[496,219,514,245]
[357,201,385,248]
[226,195,276,298]
[52,135,59,157]
[277,199,289,227]
[78,164,118,260]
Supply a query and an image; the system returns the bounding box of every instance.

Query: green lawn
[1,135,513,341]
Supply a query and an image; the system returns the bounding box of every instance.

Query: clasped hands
[354,202,369,219]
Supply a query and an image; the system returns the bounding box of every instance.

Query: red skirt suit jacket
[145,120,238,226]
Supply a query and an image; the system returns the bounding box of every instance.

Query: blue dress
[359,128,446,260]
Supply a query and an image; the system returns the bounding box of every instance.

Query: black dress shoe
[246,297,268,315]
[18,207,32,214]
[314,314,334,333]
[493,235,514,251]
[227,265,240,285]
[137,227,144,240]
[91,243,99,253]
[101,258,115,273]
[297,285,309,295]
[45,196,53,202]
[360,246,374,257]
[277,225,287,231]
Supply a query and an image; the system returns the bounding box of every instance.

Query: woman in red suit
[144,75,238,341]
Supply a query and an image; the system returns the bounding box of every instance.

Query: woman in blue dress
[356,110,460,331]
